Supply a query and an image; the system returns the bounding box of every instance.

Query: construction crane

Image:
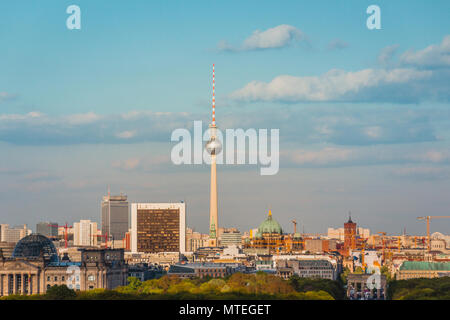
[91,233,109,249]
[417,216,450,252]
[48,223,72,248]
[292,220,297,234]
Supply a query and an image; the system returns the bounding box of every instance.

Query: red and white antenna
[212,64,216,126]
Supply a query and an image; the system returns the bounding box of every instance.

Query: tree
[45,285,77,300]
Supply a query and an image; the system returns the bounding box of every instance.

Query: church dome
[12,233,59,262]
[258,210,283,234]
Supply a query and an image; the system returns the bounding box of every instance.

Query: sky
[0,0,450,236]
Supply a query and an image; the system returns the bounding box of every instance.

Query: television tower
[205,64,222,247]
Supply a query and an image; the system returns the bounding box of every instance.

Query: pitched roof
[399,261,450,271]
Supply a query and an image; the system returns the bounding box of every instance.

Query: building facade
[344,215,357,254]
[397,261,450,280]
[0,224,31,243]
[0,234,127,296]
[276,259,339,280]
[36,222,59,239]
[168,263,235,279]
[73,220,98,247]
[131,202,186,254]
[101,193,129,241]
[220,230,242,247]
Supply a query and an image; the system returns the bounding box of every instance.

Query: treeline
[388,277,450,300]
[1,272,344,300]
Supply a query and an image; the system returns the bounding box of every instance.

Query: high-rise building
[36,222,58,239]
[205,64,222,247]
[74,220,98,246]
[131,202,186,254]
[101,192,129,241]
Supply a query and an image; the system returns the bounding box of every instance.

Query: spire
[348,211,353,223]
[212,64,216,126]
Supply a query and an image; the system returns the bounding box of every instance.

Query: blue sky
[0,1,450,235]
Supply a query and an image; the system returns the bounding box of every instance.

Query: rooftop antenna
[212,64,216,126]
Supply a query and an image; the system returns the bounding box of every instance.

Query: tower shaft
[208,64,218,246]
[209,145,218,241]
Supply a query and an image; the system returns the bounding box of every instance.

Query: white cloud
[377,44,399,66]
[64,112,101,125]
[218,24,306,52]
[115,130,137,139]
[112,158,141,171]
[391,167,450,180]
[230,68,432,103]
[0,111,44,121]
[364,126,383,139]
[230,36,450,104]
[327,39,349,51]
[400,35,450,68]
[286,147,352,165]
[0,92,17,103]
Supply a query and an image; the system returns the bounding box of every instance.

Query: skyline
[1,1,450,235]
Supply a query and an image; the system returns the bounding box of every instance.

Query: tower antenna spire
[212,64,216,126]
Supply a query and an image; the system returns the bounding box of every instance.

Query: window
[88,275,95,281]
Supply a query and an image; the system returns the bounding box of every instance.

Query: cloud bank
[230,35,450,104]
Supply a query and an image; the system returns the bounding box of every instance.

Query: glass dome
[12,233,59,262]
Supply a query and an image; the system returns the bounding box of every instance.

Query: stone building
[347,273,387,300]
[397,261,450,280]
[276,259,339,280]
[246,210,303,253]
[0,234,128,296]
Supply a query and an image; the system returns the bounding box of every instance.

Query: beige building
[0,234,127,296]
[74,220,98,247]
[0,224,31,243]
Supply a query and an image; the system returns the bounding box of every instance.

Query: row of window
[46,275,95,282]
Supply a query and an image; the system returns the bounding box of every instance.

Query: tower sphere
[205,137,222,155]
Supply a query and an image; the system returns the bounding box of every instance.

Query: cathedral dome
[12,233,59,262]
[258,210,283,234]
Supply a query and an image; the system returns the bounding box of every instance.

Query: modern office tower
[101,192,129,241]
[130,202,186,254]
[36,222,58,239]
[0,224,31,243]
[205,64,222,247]
[74,220,98,246]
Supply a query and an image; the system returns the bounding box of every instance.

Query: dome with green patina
[257,210,283,234]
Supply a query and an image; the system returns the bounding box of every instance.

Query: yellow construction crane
[417,216,450,252]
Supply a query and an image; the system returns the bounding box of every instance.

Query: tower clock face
[205,138,222,156]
